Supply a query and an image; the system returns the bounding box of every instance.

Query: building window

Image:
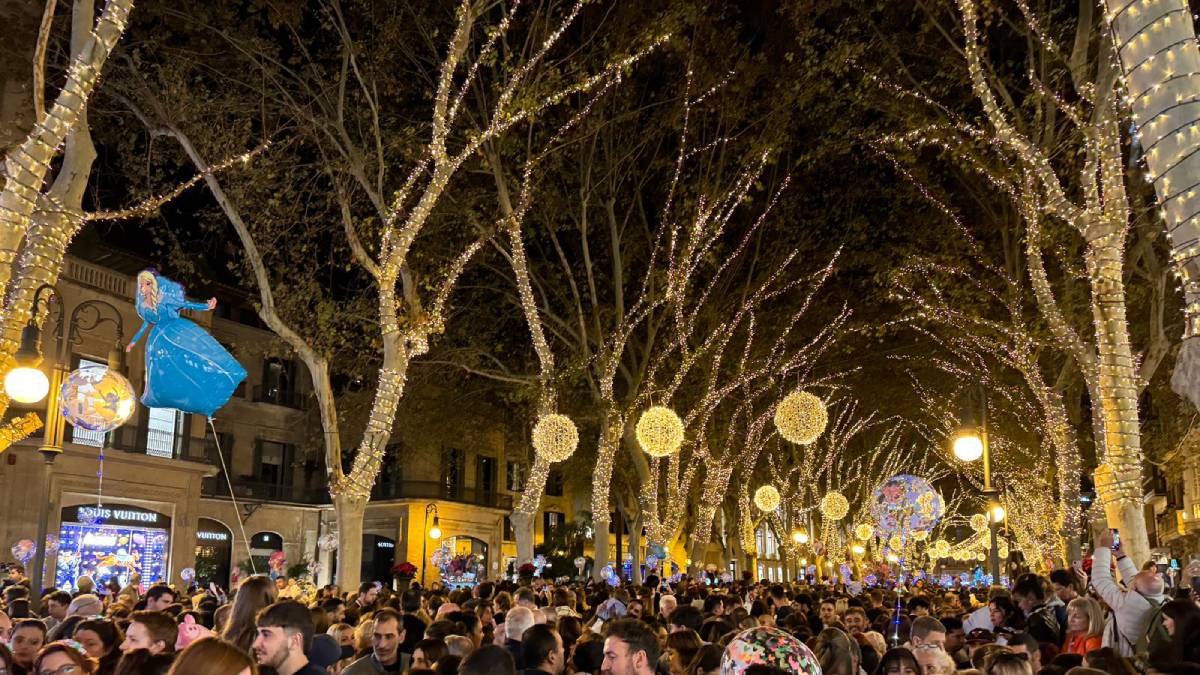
[543,511,565,536]
[258,440,289,485]
[506,462,526,492]
[442,448,464,498]
[146,407,181,458]
[504,516,514,542]
[546,469,564,497]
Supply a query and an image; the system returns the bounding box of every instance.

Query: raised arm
[126,321,150,351]
[181,297,218,312]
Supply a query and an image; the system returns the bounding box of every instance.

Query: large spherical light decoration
[59,365,136,433]
[969,514,989,532]
[754,485,782,512]
[932,539,951,558]
[636,406,685,457]
[888,534,903,551]
[532,413,579,462]
[820,492,850,521]
[774,391,828,445]
[855,524,874,540]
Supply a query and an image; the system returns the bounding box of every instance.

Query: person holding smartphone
[1090,526,1167,657]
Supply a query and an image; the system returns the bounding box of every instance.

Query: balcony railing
[372,479,513,509]
[252,385,306,410]
[201,476,331,504]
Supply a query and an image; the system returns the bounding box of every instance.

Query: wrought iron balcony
[371,479,513,509]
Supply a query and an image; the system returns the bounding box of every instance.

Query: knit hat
[66,594,103,617]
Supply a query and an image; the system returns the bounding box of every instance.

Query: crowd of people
[0,532,1197,675]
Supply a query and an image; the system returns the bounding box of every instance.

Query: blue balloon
[129,270,247,417]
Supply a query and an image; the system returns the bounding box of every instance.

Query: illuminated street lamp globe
[754,485,781,512]
[532,413,579,462]
[5,366,50,404]
[636,406,685,457]
[990,504,1007,523]
[851,544,866,556]
[792,530,809,545]
[773,391,828,445]
[952,433,984,462]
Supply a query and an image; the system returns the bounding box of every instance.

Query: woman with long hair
[1082,647,1139,675]
[167,636,257,675]
[35,642,98,675]
[74,618,124,675]
[813,628,858,675]
[221,576,278,654]
[665,629,704,675]
[1062,597,1104,656]
[1161,599,1200,665]
[874,647,923,675]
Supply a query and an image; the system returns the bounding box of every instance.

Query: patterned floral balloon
[10,539,35,564]
[59,365,136,433]
[869,474,944,537]
[721,626,821,675]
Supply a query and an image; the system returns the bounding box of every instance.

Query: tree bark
[333,492,366,590]
[590,414,622,579]
[512,511,535,568]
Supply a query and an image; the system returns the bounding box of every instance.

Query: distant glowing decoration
[913,529,929,541]
[129,270,247,417]
[180,567,196,584]
[59,365,136,433]
[43,534,59,556]
[932,540,952,558]
[851,544,866,555]
[970,514,989,532]
[869,474,945,537]
[773,391,828,445]
[855,524,874,540]
[317,533,338,552]
[888,535,903,550]
[636,406,685,457]
[531,414,579,462]
[820,492,850,521]
[754,485,781,512]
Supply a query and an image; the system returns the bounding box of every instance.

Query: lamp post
[953,384,1001,583]
[420,503,441,585]
[6,287,128,611]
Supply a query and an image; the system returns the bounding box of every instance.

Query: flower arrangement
[391,561,417,579]
[518,562,536,578]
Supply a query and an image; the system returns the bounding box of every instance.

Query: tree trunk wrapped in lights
[1098,0,1200,409]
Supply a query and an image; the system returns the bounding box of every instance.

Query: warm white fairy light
[855,523,874,540]
[532,414,579,462]
[754,485,782,512]
[820,492,850,521]
[636,406,685,458]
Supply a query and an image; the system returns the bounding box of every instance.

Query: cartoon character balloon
[268,551,287,576]
[128,270,247,417]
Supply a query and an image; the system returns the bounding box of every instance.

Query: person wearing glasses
[32,641,97,675]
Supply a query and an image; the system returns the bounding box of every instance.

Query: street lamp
[791,529,809,545]
[420,503,440,585]
[954,384,1001,582]
[3,285,56,403]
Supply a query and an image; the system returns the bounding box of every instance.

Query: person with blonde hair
[984,651,1033,675]
[168,636,258,675]
[1063,596,1104,656]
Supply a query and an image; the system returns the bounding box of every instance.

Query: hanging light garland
[820,492,850,521]
[531,413,579,462]
[636,406,685,457]
[773,391,828,445]
[753,485,781,512]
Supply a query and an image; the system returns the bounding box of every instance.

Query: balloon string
[208,417,257,576]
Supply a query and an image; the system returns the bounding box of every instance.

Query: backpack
[1133,597,1171,666]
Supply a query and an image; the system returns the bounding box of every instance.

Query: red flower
[518,562,537,576]
[391,561,418,578]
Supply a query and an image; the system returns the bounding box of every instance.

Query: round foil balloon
[180,568,196,583]
[59,365,136,433]
[869,474,944,538]
[11,539,35,564]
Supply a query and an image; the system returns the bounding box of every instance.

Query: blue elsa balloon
[127,270,247,417]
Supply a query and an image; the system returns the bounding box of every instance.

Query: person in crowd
[940,617,969,668]
[908,617,947,650]
[119,611,176,656]
[504,606,535,668]
[1005,632,1043,673]
[1083,647,1141,675]
[664,630,704,675]
[1160,599,1200,665]
[410,638,447,670]
[321,598,346,624]
[0,643,14,675]
[221,576,278,655]
[168,636,257,675]
[1011,576,1062,647]
[1063,597,1104,657]
[965,588,1010,633]
[343,607,409,674]
[344,583,379,626]
[459,644,516,675]
[1091,529,1166,658]
[521,624,564,675]
[659,595,678,621]
[814,627,858,675]
[112,648,174,675]
[985,651,1033,675]
[75,618,124,675]
[42,591,71,632]
[308,634,343,674]
[143,586,175,613]
[34,641,98,675]
[668,606,703,634]
[251,601,324,675]
[602,619,660,675]
[10,618,47,675]
[875,647,923,675]
[914,645,956,675]
[989,597,1026,635]
[0,609,12,643]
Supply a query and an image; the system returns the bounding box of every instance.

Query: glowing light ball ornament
[59,365,136,433]
[855,524,874,540]
[868,474,945,538]
[636,406,684,457]
[969,514,989,532]
[820,492,850,521]
[754,485,782,512]
[933,540,952,558]
[531,414,579,462]
[913,529,929,541]
[773,391,828,445]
